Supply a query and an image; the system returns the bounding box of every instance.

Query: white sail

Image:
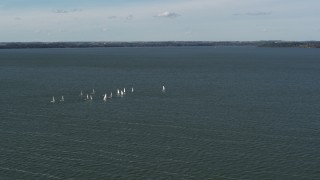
[162,85,166,92]
[92,88,95,94]
[124,88,126,94]
[117,89,120,96]
[103,93,107,101]
[90,95,93,100]
[51,96,55,103]
[86,94,89,100]
[60,96,64,102]
[131,87,134,93]
[80,90,83,96]
[120,90,124,97]
[109,92,113,98]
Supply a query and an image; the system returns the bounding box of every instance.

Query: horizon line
[1,40,320,43]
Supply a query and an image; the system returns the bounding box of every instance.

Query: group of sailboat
[103,92,112,101]
[50,96,64,103]
[116,88,127,97]
[81,91,93,101]
[51,86,165,103]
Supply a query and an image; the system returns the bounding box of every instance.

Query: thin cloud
[184,31,193,35]
[233,12,271,16]
[155,11,179,18]
[108,16,117,19]
[126,15,133,20]
[53,10,68,14]
[101,27,109,32]
[246,12,271,16]
[52,9,82,14]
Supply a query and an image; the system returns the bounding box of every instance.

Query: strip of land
[0,41,319,49]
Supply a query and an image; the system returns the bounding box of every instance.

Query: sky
[0,0,319,42]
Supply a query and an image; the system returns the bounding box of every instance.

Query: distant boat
[131,87,134,93]
[162,85,166,92]
[120,90,124,97]
[123,88,126,94]
[60,96,64,102]
[109,92,113,99]
[86,94,89,100]
[103,93,107,101]
[51,96,55,103]
[90,95,93,100]
[92,89,95,94]
[117,89,120,96]
[80,91,83,96]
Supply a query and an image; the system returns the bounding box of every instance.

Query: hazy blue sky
[1,0,319,42]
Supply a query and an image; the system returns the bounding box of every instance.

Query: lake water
[0,47,320,179]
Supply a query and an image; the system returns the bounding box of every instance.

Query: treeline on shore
[257,41,320,48]
[0,41,319,49]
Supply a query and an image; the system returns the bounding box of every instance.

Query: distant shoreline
[0,41,319,49]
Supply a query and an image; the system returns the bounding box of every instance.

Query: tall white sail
[60,96,64,102]
[162,85,166,92]
[80,91,83,96]
[51,96,55,103]
[109,92,113,99]
[124,88,126,94]
[90,95,93,100]
[103,93,107,101]
[117,89,120,96]
[131,87,134,93]
[92,88,95,94]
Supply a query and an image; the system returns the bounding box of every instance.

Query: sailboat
[123,88,126,94]
[51,96,55,103]
[131,87,134,93]
[120,90,124,97]
[90,95,93,100]
[60,96,64,102]
[162,85,166,92]
[92,88,95,95]
[86,94,89,100]
[103,93,107,101]
[80,90,83,96]
[109,92,113,99]
[117,89,120,96]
